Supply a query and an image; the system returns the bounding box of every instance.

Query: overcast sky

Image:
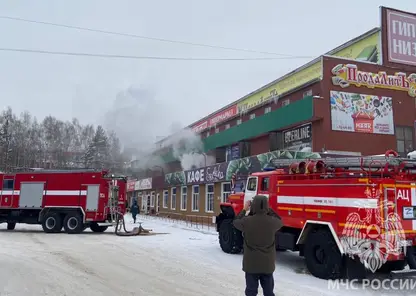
[0,0,414,145]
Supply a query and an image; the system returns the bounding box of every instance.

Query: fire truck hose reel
[385,150,399,158]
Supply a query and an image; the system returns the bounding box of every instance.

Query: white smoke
[162,127,215,170]
[102,84,169,170]
[102,84,214,171]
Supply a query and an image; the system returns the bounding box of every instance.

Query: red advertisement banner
[191,105,237,133]
[127,180,136,192]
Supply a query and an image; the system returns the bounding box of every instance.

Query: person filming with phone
[233,195,283,296]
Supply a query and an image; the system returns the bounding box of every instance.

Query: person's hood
[251,195,269,215]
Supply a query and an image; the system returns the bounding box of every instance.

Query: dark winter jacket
[233,195,283,274]
[130,202,138,216]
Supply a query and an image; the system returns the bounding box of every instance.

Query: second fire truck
[215,150,416,279]
[0,169,127,234]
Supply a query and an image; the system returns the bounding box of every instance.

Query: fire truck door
[0,177,15,208]
[384,187,397,211]
[258,176,270,199]
[0,175,3,207]
[383,187,398,232]
[244,176,258,204]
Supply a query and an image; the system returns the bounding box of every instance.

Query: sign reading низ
[386,8,416,66]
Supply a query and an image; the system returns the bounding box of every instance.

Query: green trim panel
[157,96,314,163]
[203,96,314,151]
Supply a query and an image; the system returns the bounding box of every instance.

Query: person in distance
[233,195,283,296]
[130,198,139,223]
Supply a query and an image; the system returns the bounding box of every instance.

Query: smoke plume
[102,85,214,172]
[162,128,215,170]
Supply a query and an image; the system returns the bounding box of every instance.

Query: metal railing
[137,212,216,232]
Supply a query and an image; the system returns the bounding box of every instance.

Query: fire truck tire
[378,260,406,273]
[90,223,108,233]
[6,222,16,230]
[219,219,243,254]
[63,213,84,234]
[41,213,63,233]
[406,246,416,269]
[304,228,343,280]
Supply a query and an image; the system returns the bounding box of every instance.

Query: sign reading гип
[386,8,416,66]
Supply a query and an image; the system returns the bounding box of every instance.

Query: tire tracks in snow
[26,232,139,295]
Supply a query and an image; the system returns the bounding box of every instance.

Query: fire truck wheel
[90,223,108,233]
[378,260,406,273]
[406,246,416,269]
[42,213,63,233]
[304,228,343,280]
[6,222,16,230]
[63,213,84,234]
[219,219,243,254]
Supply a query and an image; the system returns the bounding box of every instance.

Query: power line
[0,47,314,61]
[0,15,314,58]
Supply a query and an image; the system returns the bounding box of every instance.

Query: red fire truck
[0,169,127,234]
[215,150,416,279]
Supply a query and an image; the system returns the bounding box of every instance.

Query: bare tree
[0,109,13,172]
[0,107,127,172]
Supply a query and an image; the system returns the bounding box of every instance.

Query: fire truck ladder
[269,150,416,174]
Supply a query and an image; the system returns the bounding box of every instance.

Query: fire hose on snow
[113,212,163,236]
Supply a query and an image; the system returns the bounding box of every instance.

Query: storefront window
[205,184,214,213]
[150,192,155,207]
[395,126,413,157]
[192,185,199,212]
[163,190,168,208]
[181,186,187,211]
[221,182,231,203]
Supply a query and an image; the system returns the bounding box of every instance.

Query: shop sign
[164,172,186,187]
[186,168,205,184]
[191,121,208,133]
[237,61,322,114]
[329,31,380,64]
[283,123,312,150]
[134,178,152,191]
[127,180,136,192]
[385,8,416,66]
[331,63,416,97]
[330,91,394,134]
[191,105,238,133]
[185,162,228,185]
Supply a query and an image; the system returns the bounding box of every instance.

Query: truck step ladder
[390,269,416,278]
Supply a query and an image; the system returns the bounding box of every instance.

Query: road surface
[0,215,411,296]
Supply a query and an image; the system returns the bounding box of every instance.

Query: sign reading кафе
[185,162,228,185]
[331,63,416,97]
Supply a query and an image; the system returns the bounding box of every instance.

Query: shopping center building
[128,6,416,222]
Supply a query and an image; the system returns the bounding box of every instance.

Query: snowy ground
[0,214,414,296]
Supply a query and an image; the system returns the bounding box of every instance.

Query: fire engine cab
[215,150,416,279]
[0,169,127,234]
